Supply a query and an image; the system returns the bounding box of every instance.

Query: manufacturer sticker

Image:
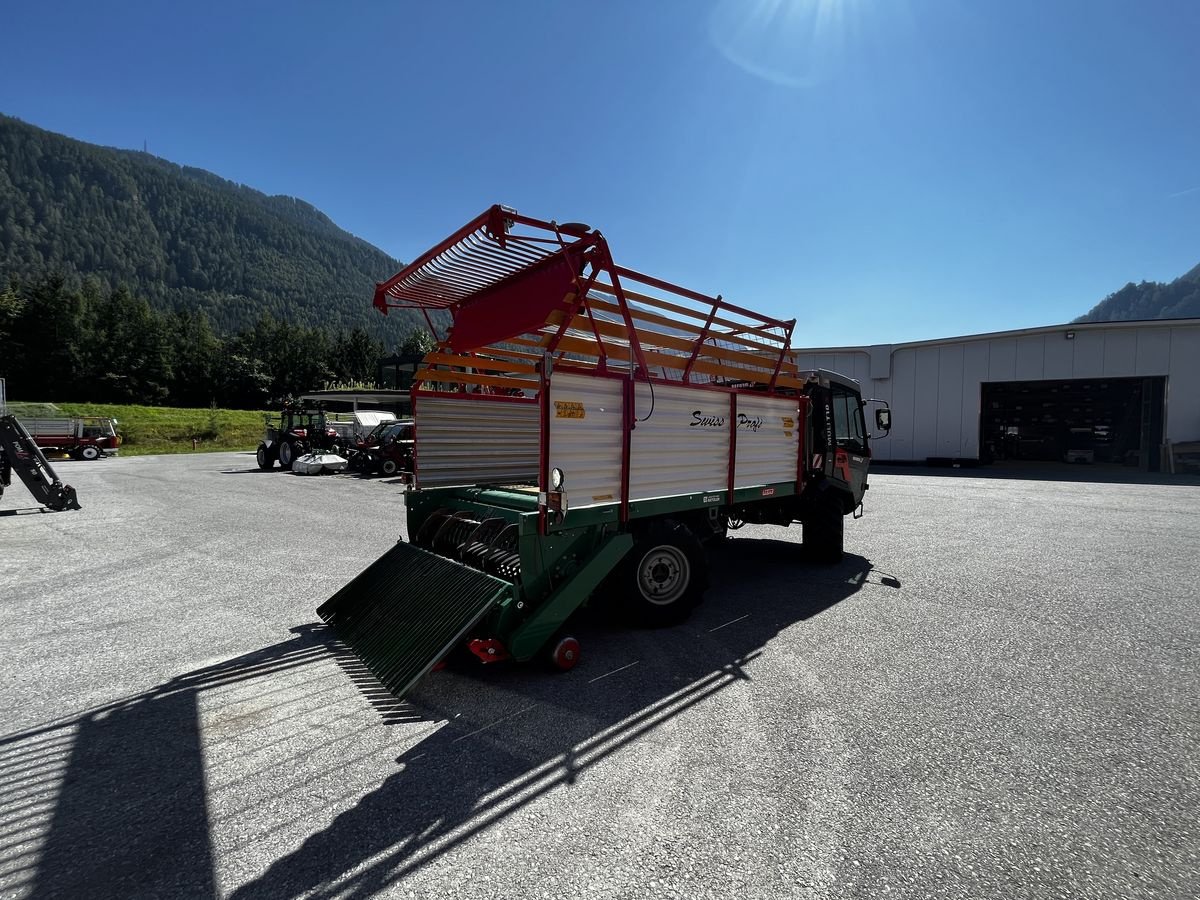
[554,401,586,419]
[761,487,776,497]
[781,416,795,429]
[702,493,723,504]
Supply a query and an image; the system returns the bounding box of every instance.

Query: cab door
[830,385,870,506]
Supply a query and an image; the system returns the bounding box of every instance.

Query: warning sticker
[781,416,795,429]
[555,401,586,419]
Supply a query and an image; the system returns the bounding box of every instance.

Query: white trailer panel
[547,372,624,509]
[733,394,798,487]
[628,383,729,501]
[414,395,538,488]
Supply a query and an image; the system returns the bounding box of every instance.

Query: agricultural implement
[0,415,82,511]
[319,205,889,699]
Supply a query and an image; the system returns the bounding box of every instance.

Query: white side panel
[415,396,539,488]
[1134,329,1171,376]
[1072,331,1105,376]
[960,342,990,458]
[548,373,624,509]
[1102,331,1137,375]
[1043,338,1075,380]
[629,383,729,501]
[734,395,799,487]
[1015,336,1046,379]
[1168,327,1200,442]
[912,348,940,459]
[889,349,917,459]
[935,344,964,456]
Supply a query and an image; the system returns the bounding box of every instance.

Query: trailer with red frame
[319,205,890,699]
[21,416,120,460]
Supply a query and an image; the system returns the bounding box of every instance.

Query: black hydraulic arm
[0,415,81,511]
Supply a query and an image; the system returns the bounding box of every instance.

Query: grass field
[6,402,267,456]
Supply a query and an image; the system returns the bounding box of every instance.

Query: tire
[803,491,844,564]
[617,519,708,627]
[278,440,296,470]
[547,636,581,672]
[79,445,101,461]
[256,443,275,470]
[380,458,399,477]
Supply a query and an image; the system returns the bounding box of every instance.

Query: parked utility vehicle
[256,404,340,470]
[21,416,120,460]
[320,206,889,699]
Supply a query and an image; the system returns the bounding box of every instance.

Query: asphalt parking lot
[1,452,1197,899]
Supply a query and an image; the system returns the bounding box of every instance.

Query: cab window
[832,387,866,452]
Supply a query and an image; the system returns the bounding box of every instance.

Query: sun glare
[708,0,866,88]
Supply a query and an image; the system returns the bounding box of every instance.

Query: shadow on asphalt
[227,542,892,899]
[4,544,895,898]
[874,461,1200,487]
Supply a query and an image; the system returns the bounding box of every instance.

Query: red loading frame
[378,205,806,528]
[373,204,798,392]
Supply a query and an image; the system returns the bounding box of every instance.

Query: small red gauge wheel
[549,636,581,672]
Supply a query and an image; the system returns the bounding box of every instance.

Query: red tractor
[256,404,340,471]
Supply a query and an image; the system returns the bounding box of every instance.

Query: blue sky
[2,0,1198,346]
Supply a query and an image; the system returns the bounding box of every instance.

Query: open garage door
[980,377,1166,471]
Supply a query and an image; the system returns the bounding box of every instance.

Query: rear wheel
[618,519,708,627]
[278,440,296,470]
[803,491,844,564]
[256,443,275,470]
[380,458,399,476]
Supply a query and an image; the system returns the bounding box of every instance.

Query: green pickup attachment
[318,540,513,699]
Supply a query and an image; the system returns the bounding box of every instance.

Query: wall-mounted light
[1065,331,1076,340]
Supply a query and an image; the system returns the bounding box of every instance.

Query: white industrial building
[793,319,1200,471]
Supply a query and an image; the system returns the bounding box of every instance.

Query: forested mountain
[1074,262,1200,323]
[0,113,424,338]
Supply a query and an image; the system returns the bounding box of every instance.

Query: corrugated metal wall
[629,383,729,501]
[794,322,1200,461]
[414,395,539,488]
[548,372,624,509]
[733,395,799,487]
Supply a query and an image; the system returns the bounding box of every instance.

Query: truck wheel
[619,520,708,627]
[256,443,274,470]
[380,458,399,476]
[803,492,844,564]
[278,440,296,470]
[79,445,101,461]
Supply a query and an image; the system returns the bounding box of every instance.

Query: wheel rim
[82,447,99,460]
[552,637,581,670]
[636,544,690,605]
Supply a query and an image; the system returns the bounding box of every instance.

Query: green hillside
[0,113,423,339]
[1075,262,1200,323]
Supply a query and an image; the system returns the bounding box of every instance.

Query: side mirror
[874,408,891,434]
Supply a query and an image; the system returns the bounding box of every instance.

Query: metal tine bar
[439,240,532,281]
[389,280,469,305]
[465,228,550,261]
[460,232,549,270]
[445,241,531,280]
[408,255,506,290]
[415,256,505,293]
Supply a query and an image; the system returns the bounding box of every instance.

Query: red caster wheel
[549,636,581,672]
